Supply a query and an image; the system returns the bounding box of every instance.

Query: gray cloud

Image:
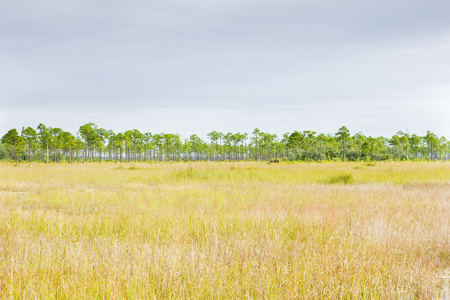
[1,0,450,137]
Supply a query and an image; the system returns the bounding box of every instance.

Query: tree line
[1,123,448,163]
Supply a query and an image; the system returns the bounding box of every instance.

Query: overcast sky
[1,0,449,139]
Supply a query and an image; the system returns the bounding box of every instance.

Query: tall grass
[324,172,354,184]
[0,162,449,298]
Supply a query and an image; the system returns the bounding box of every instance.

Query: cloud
[1,0,449,137]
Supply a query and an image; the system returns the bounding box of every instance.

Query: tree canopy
[1,124,449,162]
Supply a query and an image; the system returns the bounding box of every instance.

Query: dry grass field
[0,161,449,299]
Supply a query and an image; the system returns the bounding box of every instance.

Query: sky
[1,0,450,139]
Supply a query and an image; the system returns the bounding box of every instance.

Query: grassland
[0,161,449,299]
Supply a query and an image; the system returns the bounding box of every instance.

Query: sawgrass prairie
[0,162,449,299]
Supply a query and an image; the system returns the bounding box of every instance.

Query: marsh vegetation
[0,162,449,298]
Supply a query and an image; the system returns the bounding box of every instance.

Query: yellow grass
[0,162,449,299]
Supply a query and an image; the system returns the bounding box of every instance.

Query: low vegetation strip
[0,162,448,298]
[1,124,449,163]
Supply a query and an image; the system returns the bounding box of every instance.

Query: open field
[0,162,449,299]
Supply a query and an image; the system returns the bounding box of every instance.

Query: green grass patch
[324,172,354,184]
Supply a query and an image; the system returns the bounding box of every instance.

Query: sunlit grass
[0,161,449,298]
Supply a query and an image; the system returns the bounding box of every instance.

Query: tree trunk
[84,141,87,163]
[28,141,31,162]
[319,144,322,162]
[342,138,346,161]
